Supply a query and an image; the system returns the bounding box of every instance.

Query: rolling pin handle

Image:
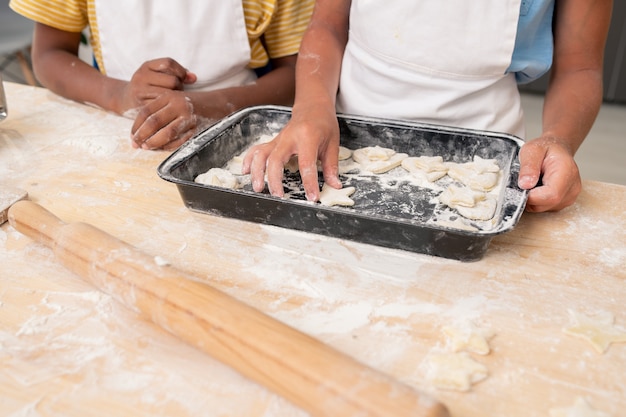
[8,200,67,249]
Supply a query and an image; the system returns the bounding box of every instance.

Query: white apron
[337,1,525,137]
[94,0,257,91]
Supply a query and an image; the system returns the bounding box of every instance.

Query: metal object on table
[158,106,528,261]
[0,73,7,121]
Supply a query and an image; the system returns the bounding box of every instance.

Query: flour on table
[319,183,356,207]
[442,322,495,355]
[562,309,626,354]
[423,352,488,392]
[549,397,611,417]
[352,146,408,174]
[195,168,240,189]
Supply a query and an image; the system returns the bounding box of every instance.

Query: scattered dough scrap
[439,184,497,221]
[562,309,626,354]
[319,183,356,207]
[195,168,240,189]
[401,156,449,182]
[447,156,501,192]
[338,146,352,161]
[424,352,488,392]
[549,397,611,417]
[442,322,495,355]
[224,155,244,175]
[352,146,408,174]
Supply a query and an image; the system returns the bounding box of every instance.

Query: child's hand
[120,58,197,114]
[242,102,342,201]
[130,90,198,150]
[518,136,582,212]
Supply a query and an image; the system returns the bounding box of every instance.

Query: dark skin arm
[518,0,613,212]
[30,23,298,151]
[243,0,351,199]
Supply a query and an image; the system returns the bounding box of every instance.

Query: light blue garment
[508,0,555,84]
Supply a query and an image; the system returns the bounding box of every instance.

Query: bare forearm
[293,0,350,112]
[187,62,296,119]
[541,68,603,154]
[32,42,126,113]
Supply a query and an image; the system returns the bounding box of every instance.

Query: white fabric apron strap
[94,0,256,91]
[337,1,525,138]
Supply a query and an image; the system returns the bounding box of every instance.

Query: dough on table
[562,309,626,354]
[423,352,488,392]
[442,322,495,355]
[548,397,611,417]
[195,168,240,189]
[401,155,449,182]
[439,184,497,221]
[319,183,356,207]
[447,156,501,192]
[352,145,408,174]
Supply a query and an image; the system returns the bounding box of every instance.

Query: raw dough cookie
[549,397,611,417]
[338,146,352,161]
[562,309,626,354]
[447,156,501,192]
[423,352,488,392]
[319,183,356,207]
[195,168,240,189]
[439,184,497,221]
[442,322,495,355]
[401,155,449,182]
[352,146,408,174]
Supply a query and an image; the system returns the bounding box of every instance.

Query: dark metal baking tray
[157,105,528,261]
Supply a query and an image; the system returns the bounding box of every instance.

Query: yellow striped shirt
[9,0,314,70]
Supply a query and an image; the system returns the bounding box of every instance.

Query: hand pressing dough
[401,156,449,182]
[562,309,626,354]
[442,322,495,355]
[195,168,240,189]
[447,156,501,192]
[319,183,356,207]
[423,352,488,392]
[352,146,408,174]
[549,397,611,417]
[439,184,497,221]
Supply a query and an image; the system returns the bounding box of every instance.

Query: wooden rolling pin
[8,200,449,417]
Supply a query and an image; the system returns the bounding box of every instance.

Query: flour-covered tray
[157,106,528,261]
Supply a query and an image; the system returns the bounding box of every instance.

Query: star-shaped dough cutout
[319,183,356,207]
[549,397,611,417]
[424,352,488,392]
[442,322,495,355]
[562,309,626,354]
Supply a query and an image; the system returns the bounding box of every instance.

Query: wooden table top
[1,82,624,417]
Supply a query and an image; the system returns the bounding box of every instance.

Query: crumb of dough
[549,397,611,417]
[153,256,171,267]
[562,309,626,354]
[447,156,501,192]
[352,146,408,174]
[338,146,352,161]
[442,322,495,355]
[424,352,488,392]
[195,168,240,189]
[224,155,244,175]
[439,184,497,221]
[319,183,356,207]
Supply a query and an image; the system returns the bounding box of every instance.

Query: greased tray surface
[157,106,528,261]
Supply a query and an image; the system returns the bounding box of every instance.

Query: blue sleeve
[508,0,555,84]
